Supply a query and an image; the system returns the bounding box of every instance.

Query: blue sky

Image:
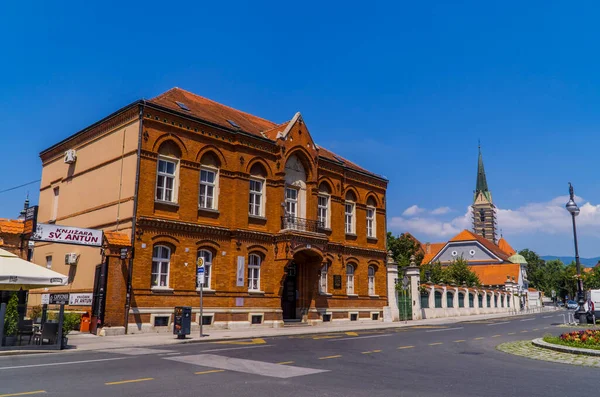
[1,1,600,256]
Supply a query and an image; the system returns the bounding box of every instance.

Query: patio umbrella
[0,248,68,290]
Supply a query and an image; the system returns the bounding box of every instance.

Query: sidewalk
[61,308,559,353]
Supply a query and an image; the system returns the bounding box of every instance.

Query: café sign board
[49,293,70,305]
[69,293,93,306]
[30,223,103,247]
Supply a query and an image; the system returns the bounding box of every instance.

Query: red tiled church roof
[449,230,511,261]
[498,237,516,256]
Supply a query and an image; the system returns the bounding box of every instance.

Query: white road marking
[107,348,175,356]
[487,321,510,326]
[199,345,273,353]
[520,318,535,322]
[329,334,395,341]
[425,327,463,333]
[0,357,129,371]
[543,315,553,318]
[165,354,328,378]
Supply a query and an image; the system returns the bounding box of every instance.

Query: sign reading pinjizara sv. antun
[30,223,103,247]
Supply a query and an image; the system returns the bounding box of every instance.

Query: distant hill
[540,256,600,267]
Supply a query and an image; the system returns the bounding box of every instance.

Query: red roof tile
[498,237,516,256]
[469,264,520,286]
[449,230,510,261]
[422,243,446,264]
[0,219,24,235]
[104,231,131,247]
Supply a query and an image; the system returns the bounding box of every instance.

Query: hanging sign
[49,293,70,305]
[41,293,50,305]
[23,205,38,236]
[236,256,245,287]
[69,293,93,306]
[30,223,103,247]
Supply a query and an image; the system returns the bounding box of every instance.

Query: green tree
[585,267,600,290]
[419,261,445,285]
[3,293,19,337]
[519,249,544,290]
[387,232,424,268]
[444,257,481,287]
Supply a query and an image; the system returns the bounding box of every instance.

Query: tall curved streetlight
[566,183,586,324]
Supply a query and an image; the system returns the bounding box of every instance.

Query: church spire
[472,144,497,244]
[474,144,492,204]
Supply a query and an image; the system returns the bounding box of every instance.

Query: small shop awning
[0,248,68,290]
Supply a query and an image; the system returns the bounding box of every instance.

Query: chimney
[426,243,431,254]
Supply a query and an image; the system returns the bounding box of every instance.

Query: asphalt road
[0,311,588,397]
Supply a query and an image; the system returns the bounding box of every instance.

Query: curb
[532,338,600,357]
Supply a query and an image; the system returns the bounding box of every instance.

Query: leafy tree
[585,267,600,290]
[3,293,19,337]
[387,232,424,268]
[419,261,445,285]
[444,257,481,287]
[519,249,544,290]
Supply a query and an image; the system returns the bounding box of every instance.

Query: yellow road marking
[454,340,466,343]
[429,342,443,346]
[215,338,266,345]
[508,332,516,335]
[319,355,342,360]
[474,337,484,340]
[0,392,46,397]
[543,327,549,329]
[345,332,359,336]
[361,350,382,354]
[492,335,502,338]
[276,361,295,365]
[313,335,343,340]
[105,378,153,386]
[195,370,225,375]
[398,345,414,349]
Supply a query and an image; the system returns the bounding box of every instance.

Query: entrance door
[281,264,297,320]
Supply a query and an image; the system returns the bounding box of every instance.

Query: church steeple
[472,145,497,244]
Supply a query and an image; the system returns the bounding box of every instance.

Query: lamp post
[566,183,586,324]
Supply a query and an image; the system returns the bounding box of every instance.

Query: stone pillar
[384,251,399,322]
[406,255,421,320]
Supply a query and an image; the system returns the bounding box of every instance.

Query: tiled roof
[149,88,386,180]
[498,237,516,256]
[584,267,593,273]
[449,230,510,262]
[104,231,131,247]
[422,243,446,264]
[0,219,24,235]
[469,264,520,286]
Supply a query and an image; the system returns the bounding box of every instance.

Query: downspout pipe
[124,101,145,333]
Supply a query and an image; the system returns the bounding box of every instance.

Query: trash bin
[173,306,191,339]
[80,312,91,333]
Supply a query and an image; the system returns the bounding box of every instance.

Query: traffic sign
[197,267,205,274]
[402,275,409,290]
[196,257,205,268]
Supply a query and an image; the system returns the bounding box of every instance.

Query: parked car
[567,300,579,310]
[556,301,565,308]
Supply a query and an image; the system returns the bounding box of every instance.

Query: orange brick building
[37,88,388,334]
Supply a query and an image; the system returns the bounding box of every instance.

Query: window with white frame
[319,263,329,294]
[151,245,171,288]
[199,168,217,209]
[156,158,177,202]
[285,187,298,218]
[249,179,264,216]
[248,254,261,291]
[366,197,377,238]
[368,266,375,295]
[345,202,355,234]
[346,264,355,295]
[318,182,331,229]
[197,249,213,289]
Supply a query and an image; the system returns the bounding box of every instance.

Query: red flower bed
[560,330,600,346]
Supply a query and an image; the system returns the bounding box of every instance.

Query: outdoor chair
[33,322,59,345]
[17,319,34,345]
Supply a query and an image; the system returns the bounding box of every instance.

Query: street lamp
[566,183,586,324]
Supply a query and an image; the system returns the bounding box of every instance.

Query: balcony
[281,216,324,234]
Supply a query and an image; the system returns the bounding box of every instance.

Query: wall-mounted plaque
[333,275,342,289]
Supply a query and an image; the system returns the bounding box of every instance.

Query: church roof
[474,147,492,203]
[498,237,516,256]
[449,229,511,261]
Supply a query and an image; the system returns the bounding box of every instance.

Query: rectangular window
[249,179,263,216]
[156,158,177,202]
[45,255,52,269]
[366,207,375,238]
[345,202,354,234]
[371,313,379,321]
[368,269,375,296]
[319,263,328,294]
[247,254,261,291]
[318,195,329,228]
[52,187,59,220]
[285,187,298,218]
[322,313,331,322]
[199,168,216,209]
[251,314,263,325]
[350,313,358,321]
[154,316,169,327]
[201,315,213,325]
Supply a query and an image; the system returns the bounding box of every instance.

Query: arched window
[284,155,307,224]
[156,141,181,203]
[421,291,430,308]
[317,182,331,229]
[458,292,465,308]
[199,152,220,210]
[494,295,498,308]
[447,291,454,308]
[197,249,213,289]
[368,266,376,296]
[248,253,261,291]
[366,197,377,239]
[507,295,511,308]
[486,294,491,308]
[346,264,355,295]
[152,245,171,288]
[469,293,475,308]
[478,294,483,308]
[434,291,443,308]
[249,163,267,217]
[345,191,357,235]
[320,262,329,294]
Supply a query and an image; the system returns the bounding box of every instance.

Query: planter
[61,336,68,348]
[2,336,17,347]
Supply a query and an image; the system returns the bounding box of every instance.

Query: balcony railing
[281,216,324,233]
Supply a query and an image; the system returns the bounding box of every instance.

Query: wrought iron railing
[281,216,324,233]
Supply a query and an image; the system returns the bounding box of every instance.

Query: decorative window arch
[317,182,331,229]
[368,265,376,296]
[447,291,454,308]
[366,196,377,239]
[152,245,171,288]
[156,142,181,203]
[248,253,262,291]
[346,264,355,295]
[199,152,220,210]
[197,249,213,289]
[249,163,267,217]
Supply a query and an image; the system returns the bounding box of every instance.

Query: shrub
[62,312,81,335]
[3,293,19,337]
[29,305,42,320]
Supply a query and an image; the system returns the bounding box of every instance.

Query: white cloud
[402,205,425,216]
[389,207,471,239]
[431,206,451,215]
